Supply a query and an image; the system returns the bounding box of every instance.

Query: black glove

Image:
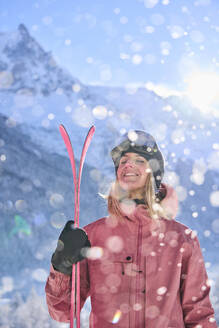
[51,220,91,275]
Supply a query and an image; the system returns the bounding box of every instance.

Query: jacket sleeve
[45,260,90,322]
[180,236,217,328]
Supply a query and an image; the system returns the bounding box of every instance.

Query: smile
[123,173,139,177]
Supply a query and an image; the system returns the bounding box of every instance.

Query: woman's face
[117,152,150,193]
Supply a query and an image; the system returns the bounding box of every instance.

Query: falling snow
[0,0,219,326]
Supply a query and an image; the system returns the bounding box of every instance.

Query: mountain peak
[0,25,82,96]
[18,23,30,40]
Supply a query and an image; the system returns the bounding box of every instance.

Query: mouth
[123,173,139,177]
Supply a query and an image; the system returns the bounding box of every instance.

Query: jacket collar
[118,198,151,224]
[117,183,178,224]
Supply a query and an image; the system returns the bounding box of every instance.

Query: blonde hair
[107,170,170,221]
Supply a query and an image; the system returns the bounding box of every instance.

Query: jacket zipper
[135,220,143,327]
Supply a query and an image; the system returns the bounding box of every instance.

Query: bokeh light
[209,191,219,207]
[14,89,34,108]
[163,171,179,187]
[145,305,160,319]
[144,0,159,9]
[72,84,81,93]
[50,212,66,229]
[32,268,48,282]
[169,25,184,39]
[49,193,64,209]
[72,105,94,127]
[157,286,167,295]
[15,200,28,212]
[92,105,108,120]
[211,219,219,234]
[106,236,124,253]
[112,310,122,324]
[0,277,14,296]
[0,71,14,88]
[176,185,187,202]
[86,247,103,260]
[120,198,136,215]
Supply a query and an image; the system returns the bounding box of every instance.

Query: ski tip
[59,124,68,135]
[59,124,65,131]
[89,125,96,135]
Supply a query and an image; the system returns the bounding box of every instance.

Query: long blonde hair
[107,170,170,221]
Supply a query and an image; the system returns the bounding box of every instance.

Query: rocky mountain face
[0,24,84,96]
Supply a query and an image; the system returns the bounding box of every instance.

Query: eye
[136,159,145,164]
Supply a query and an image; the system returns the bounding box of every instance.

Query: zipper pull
[122,262,125,275]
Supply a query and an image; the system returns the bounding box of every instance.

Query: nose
[124,159,134,167]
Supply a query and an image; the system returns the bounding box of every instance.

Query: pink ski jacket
[45,185,217,327]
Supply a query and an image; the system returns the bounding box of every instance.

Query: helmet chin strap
[133,199,147,205]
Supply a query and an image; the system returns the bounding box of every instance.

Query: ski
[59,124,95,328]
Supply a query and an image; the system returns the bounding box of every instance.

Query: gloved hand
[51,220,91,275]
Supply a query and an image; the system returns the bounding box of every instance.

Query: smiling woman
[45,130,217,328]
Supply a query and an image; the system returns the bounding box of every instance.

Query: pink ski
[59,124,95,328]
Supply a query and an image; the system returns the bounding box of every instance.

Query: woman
[45,130,217,327]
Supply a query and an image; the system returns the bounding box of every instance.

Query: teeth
[125,173,136,176]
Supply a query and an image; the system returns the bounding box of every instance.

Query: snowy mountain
[1,25,218,172]
[0,24,219,326]
[0,24,84,95]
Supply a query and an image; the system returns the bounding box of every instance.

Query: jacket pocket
[110,252,134,275]
[88,252,133,295]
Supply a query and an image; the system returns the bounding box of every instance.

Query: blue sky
[1,0,219,93]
